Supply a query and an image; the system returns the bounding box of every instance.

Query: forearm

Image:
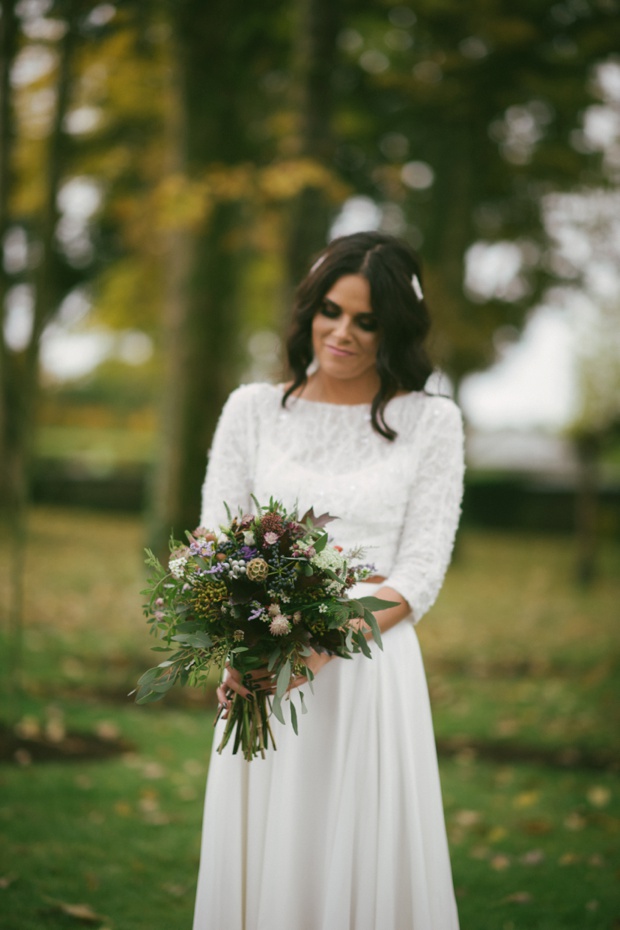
[362,585,412,637]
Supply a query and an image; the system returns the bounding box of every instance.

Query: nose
[332,314,352,340]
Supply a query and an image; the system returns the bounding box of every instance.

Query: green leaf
[354,595,400,611]
[136,690,165,704]
[276,660,291,699]
[299,690,308,714]
[171,631,212,648]
[303,563,314,576]
[271,694,285,725]
[313,532,328,554]
[267,648,280,671]
[290,700,298,735]
[362,608,383,650]
[354,629,372,658]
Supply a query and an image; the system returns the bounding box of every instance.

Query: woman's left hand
[288,650,333,691]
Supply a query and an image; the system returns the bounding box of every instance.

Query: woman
[193,231,464,930]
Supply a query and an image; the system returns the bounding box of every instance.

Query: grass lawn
[0,507,618,929]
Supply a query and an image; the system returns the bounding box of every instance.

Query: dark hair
[283,231,433,440]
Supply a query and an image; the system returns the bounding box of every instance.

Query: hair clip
[411,273,424,301]
[310,254,326,274]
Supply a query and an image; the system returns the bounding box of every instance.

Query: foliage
[135,499,388,759]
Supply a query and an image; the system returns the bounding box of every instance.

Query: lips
[325,344,355,357]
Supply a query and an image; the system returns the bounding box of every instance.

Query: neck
[301,370,380,405]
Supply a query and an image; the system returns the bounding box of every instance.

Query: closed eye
[319,300,378,332]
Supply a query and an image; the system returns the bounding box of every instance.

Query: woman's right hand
[216,664,273,719]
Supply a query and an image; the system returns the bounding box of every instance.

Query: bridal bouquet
[134,498,395,760]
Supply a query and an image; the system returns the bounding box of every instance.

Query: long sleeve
[199,384,259,528]
[384,398,465,624]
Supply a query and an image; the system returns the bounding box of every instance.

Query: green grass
[1,507,619,929]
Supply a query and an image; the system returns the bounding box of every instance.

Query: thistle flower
[269,614,291,636]
[268,602,281,617]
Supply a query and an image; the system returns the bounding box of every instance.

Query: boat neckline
[268,382,418,409]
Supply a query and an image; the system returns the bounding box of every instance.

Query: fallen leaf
[45,899,106,923]
[487,826,507,843]
[95,720,120,741]
[142,761,166,779]
[0,874,18,889]
[490,854,511,871]
[586,900,599,911]
[454,809,481,827]
[513,790,539,809]
[469,845,490,860]
[586,786,611,808]
[502,891,532,904]
[164,883,187,897]
[520,849,545,866]
[520,817,553,836]
[559,852,580,866]
[564,812,586,831]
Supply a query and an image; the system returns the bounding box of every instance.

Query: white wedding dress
[193,383,464,930]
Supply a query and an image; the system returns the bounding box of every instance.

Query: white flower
[292,611,302,624]
[269,614,291,636]
[318,603,328,614]
[326,579,345,595]
[268,602,281,617]
[243,531,256,546]
[311,546,346,574]
[169,556,188,579]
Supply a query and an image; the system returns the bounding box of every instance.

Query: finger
[222,674,253,701]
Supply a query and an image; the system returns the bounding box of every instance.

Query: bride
[193,231,464,929]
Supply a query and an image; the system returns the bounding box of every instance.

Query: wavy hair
[283,231,433,440]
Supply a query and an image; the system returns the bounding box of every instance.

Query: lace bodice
[200,383,464,623]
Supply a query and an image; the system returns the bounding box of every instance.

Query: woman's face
[311,274,379,385]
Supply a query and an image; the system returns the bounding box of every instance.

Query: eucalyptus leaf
[362,608,383,650]
[276,660,291,699]
[299,690,308,714]
[355,595,400,611]
[271,694,285,725]
[290,700,298,735]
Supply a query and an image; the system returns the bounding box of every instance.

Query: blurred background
[0,2,619,929]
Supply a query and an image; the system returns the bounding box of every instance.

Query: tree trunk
[285,0,341,288]
[0,0,18,504]
[574,433,599,587]
[0,1,77,712]
[148,0,252,557]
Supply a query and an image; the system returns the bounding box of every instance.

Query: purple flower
[239,545,259,560]
[248,604,265,622]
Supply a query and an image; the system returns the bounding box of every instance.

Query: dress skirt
[193,584,460,930]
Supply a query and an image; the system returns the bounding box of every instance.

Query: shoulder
[389,391,463,438]
[220,382,280,418]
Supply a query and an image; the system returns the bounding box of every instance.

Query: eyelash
[319,303,378,332]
